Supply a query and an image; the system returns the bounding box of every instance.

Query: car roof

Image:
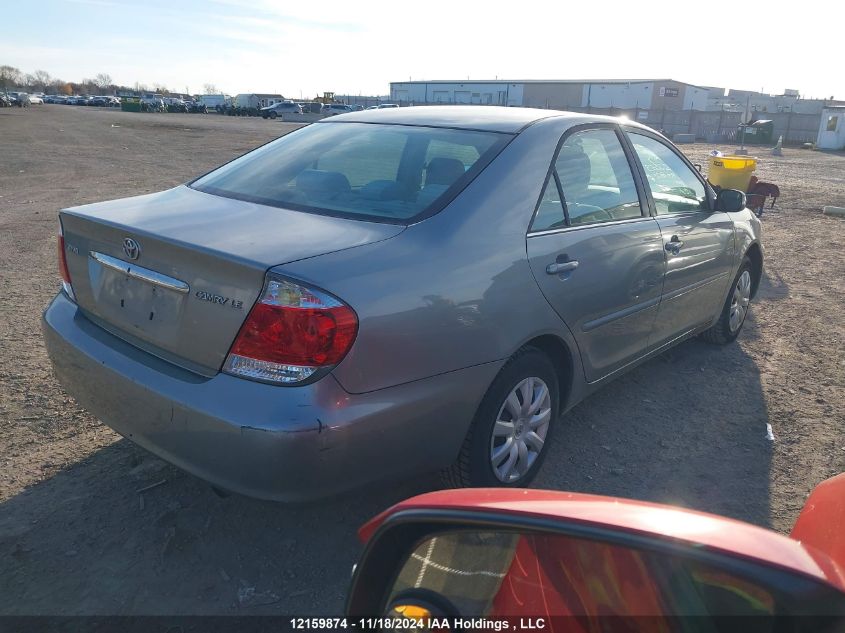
[324,105,587,133]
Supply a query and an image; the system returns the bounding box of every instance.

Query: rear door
[623,129,735,348]
[526,125,665,383]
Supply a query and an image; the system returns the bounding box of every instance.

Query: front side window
[531,128,643,232]
[191,122,509,223]
[628,132,707,215]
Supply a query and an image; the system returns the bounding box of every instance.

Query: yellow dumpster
[708,155,757,191]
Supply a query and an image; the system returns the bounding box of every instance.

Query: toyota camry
[43,106,763,500]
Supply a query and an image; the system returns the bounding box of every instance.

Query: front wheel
[269,111,277,119]
[701,257,753,344]
[443,347,559,488]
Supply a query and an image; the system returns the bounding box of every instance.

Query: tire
[701,256,753,345]
[269,111,277,119]
[442,347,559,488]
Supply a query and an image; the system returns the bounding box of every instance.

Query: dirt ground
[1,105,843,616]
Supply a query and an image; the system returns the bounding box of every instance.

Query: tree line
[0,64,222,96]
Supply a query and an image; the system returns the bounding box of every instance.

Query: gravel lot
[1,105,843,615]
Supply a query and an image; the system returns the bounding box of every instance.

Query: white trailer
[199,94,229,109]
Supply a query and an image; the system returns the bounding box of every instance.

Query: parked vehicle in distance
[198,94,228,110]
[298,102,324,114]
[322,103,354,115]
[165,98,189,113]
[260,101,302,119]
[187,101,208,114]
[0,93,11,107]
[9,92,30,107]
[43,106,763,501]
[28,94,44,104]
[140,94,166,112]
[349,474,845,626]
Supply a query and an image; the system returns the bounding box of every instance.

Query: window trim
[620,126,717,216]
[527,123,652,236]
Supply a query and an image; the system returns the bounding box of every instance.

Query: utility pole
[737,94,750,155]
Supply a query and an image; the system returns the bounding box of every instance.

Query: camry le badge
[123,237,141,260]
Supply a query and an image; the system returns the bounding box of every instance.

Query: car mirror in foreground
[347,483,845,631]
[717,189,747,212]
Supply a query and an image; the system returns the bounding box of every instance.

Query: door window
[531,128,643,232]
[628,133,707,215]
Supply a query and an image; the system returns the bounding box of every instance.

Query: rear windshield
[190,122,511,223]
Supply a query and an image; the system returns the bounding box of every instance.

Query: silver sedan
[43,106,763,500]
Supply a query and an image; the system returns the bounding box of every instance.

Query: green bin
[121,97,141,113]
[738,120,774,145]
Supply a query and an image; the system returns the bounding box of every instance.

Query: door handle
[546,260,579,275]
[665,235,684,255]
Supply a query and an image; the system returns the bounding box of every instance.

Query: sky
[1,0,839,100]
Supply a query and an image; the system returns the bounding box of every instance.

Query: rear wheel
[443,347,559,488]
[701,257,753,344]
[269,111,277,119]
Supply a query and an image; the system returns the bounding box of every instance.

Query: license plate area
[88,252,188,343]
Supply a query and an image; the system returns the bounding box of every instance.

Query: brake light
[58,233,75,301]
[223,276,358,384]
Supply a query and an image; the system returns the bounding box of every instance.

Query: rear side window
[191,122,509,223]
[531,128,643,232]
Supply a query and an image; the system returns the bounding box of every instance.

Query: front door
[624,130,735,349]
[527,126,665,383]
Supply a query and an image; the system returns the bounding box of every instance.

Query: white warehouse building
[389,79,711,111]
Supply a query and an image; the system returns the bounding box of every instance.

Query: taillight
[223,276,358,385]
[58,233,75,301]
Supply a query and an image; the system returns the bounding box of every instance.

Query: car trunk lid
[60,185,403,374]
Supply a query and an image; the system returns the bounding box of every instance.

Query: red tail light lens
[223,276,358,384]
[58,233,75,301]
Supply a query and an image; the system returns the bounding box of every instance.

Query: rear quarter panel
[279,117,591,395]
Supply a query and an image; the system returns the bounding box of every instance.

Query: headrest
[296,170,351,197]
[426,157,465,187]
[556,146,591,195]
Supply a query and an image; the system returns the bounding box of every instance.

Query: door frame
[526,122,654,238]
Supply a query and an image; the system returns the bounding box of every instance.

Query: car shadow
[0,439,440,615]
[0,285,783,617]
[536,315,773,526]
[536,271,786,528]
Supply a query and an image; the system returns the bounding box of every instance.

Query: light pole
[736,94,750,155]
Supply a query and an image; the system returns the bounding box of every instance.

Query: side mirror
[716,188,747,212]
[348,489,845,625]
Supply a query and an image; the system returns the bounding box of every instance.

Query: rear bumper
[43,292,501,501]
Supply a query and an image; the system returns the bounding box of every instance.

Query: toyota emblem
[123,237,141,260]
